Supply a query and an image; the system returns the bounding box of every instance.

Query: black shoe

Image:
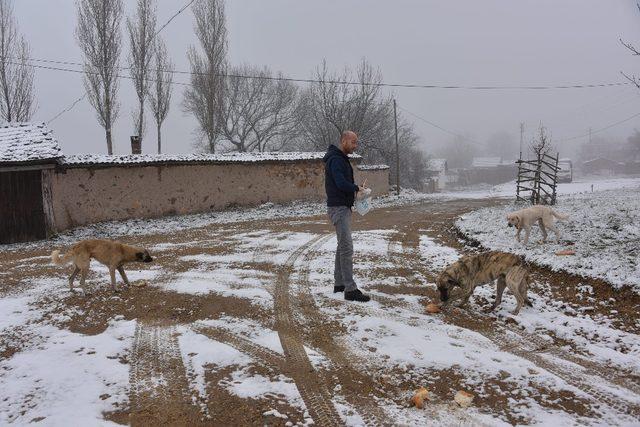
[333,285,345,293]
[344,289,370,302]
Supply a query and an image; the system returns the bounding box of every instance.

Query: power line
[397,105,485,147]
[47,93,86,124]
[12,59,285,97]
[557,111,640,142]
[9,60,191,86]
[153,0,196,38]
[18,55,632,91]
[399,104,640,147]
[28,49,640,144]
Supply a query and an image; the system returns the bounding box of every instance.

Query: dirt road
[1,198,638,425]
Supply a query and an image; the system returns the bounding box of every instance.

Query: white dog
[506,205,569,245]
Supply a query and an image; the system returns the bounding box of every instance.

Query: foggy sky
[12,0,640,158]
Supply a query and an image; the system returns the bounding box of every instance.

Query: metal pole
[393,99,400,196]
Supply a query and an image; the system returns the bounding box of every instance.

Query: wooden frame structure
[516,151,560,205]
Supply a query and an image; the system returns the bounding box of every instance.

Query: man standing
[323,130,370,302]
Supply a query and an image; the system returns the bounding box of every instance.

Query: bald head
[339,130,358,154]
[341,130,357,142]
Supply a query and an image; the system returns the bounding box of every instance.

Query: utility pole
[393,99,400,196]
[519,122,524,160]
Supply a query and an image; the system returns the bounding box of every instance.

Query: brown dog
[437,251,521,309]
[51,239,153,294]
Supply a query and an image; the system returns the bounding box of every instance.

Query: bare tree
[297,58,428,189]
[76,0,123,155]
[218,64,298,152]
[0,0,35,122]
[147,38,173,154]
[127,0,156,147]
[621,3,640,87]
[530,123,553,157]
[297,59,394,155]
[183,0,227,153]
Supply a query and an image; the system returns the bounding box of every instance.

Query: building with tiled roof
[0,123,388,244]
[0,123,62,166]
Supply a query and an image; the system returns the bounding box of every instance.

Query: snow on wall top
[357,164,389,171]
[0,125,373,168]
[0,123,62,164]
[61,151,362,167]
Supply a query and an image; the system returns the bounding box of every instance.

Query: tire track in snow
[274,234,344,427]
[294,233,393,427]
[129,321,200,425]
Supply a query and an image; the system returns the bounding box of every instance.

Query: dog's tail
[51,249,73,265]
[550,209,569,220]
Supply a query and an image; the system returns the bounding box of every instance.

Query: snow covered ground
[0,278,135,425]
[455,186,640,292]
[433,176,640,199]
[2,226,638,425]
[1,176,639,425]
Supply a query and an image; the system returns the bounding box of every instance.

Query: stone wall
[49,159,388,231]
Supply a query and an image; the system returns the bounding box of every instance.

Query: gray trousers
[327,206,356,292]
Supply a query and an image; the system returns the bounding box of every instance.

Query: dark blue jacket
[323,145,359,207]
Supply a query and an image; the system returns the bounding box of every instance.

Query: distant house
[622,161,640,175]
[471,157,503,168]
[582,157,624,175]
[460,157,517,185]
[425,158,448,190]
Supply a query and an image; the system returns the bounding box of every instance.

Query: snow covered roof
[583,157,623,166]
[471,157,516,168]
[0,123,62,165]
[427,158,447,172]
[61,152,362,167]
[471,157,502,168]
[357,164,389,171]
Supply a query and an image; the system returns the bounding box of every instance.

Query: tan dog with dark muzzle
[51,239,153,294]
[507,205,569,245]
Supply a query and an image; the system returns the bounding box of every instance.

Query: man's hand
[356,179,371,199]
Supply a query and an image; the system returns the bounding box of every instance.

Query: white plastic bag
[354,188,373,216]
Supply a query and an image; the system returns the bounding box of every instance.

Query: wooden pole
[552,152,559,205]
[519,122,524,159]
[393,99,400,196]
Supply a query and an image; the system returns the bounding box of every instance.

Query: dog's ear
[136,252,145,261]
[142,250,153,262]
